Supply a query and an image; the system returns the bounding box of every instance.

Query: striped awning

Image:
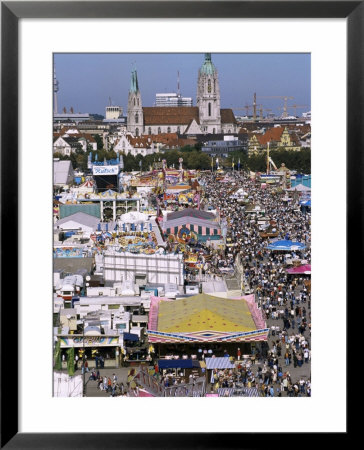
[205,357,235,370]
[238,387,260,397]
[217,388,234,397]
[217,387,260,397]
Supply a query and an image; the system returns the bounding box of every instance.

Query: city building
[155,92,193,107]
[201,134,248,157]
[248,126,301,155]
[105,105,123,120]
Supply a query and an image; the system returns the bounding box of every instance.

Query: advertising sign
[59,336,121,348]
[93,165,119,176]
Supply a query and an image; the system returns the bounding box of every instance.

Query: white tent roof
[287,183,311,192]
[119,211,148,223]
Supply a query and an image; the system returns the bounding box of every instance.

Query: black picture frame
[1,1,358,448]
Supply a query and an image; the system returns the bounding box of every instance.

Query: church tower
[196,53,221,134]
[127,69,143,136]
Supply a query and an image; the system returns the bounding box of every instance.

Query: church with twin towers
[127,53,238,136]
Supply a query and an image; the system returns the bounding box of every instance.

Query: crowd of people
[198,171,312,396]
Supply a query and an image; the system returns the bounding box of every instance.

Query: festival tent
[286,264,311,275]
[287,183,311,192]
[266,240,306,251]
[119,211,148,224]
[147,293,268,343]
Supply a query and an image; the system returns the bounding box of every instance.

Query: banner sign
[59,336,120,348]
[53,247,84,258]
[93,165,119,176]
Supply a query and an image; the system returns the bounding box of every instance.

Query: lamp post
[82,317,86,397]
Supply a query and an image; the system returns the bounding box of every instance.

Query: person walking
[284,351,290,366]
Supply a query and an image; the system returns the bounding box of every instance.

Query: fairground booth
[147,293,269,380]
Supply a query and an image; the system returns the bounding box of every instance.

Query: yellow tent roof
[157,294,256,333]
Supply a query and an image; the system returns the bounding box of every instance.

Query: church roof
[143,107,200,125]
[220,109,237,124]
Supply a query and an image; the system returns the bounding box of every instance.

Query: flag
[232,158,234,169]
[54,339,62,371]
[238,158,241,169]
[67,347,75,376]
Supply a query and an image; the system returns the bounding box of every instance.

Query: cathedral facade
[127,54,237,136]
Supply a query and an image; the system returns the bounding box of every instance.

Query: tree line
[54,142,311,174]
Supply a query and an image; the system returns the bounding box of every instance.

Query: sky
[54,53,310,117]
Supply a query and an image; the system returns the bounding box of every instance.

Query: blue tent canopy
[123,332,139,341]
[158,359,199,369]
[266,240,306,251]
[300,199,311,207]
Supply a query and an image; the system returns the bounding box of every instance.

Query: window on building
[148,127,152,135]
[167,127,171,133]
[136,128,139,137]
[213,128,216,134]
[177,126,180,134]
[137,99,139,106]
[208,103,211,116]
[135,113,139,124]
[158,127,161,134]
[208,79,211,93]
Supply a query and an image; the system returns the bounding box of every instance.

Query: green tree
[92,134,104,150]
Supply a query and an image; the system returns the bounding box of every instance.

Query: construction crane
[280,104,309,117]
[232,93,262,121]
[258,106,273,119]
[232,104,262,119]
[258,95,294,118]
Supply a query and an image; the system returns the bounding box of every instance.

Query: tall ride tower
[53,65,59,114]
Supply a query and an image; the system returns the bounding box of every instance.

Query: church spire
[129,69,139,93]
